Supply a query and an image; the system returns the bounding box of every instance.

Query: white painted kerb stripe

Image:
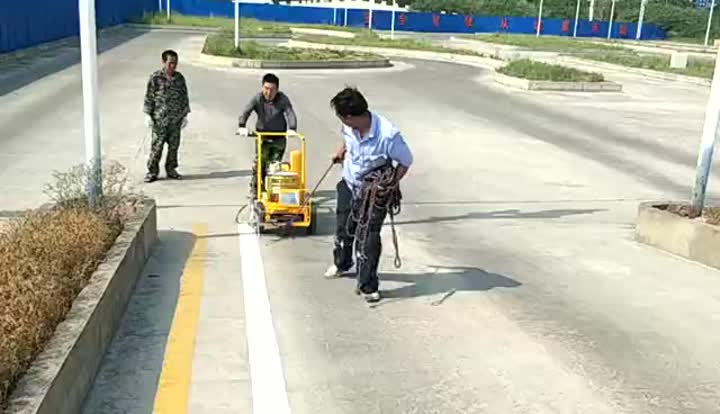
[238,223,291,414]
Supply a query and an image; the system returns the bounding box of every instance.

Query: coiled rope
[346,164,403,269]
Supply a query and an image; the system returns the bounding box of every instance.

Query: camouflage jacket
[143,70,190,126]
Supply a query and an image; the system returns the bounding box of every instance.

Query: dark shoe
[144,173,158,183]
[167,170,182,180]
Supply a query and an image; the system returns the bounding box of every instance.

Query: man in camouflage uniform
[237,73,297,198]
[143,49,191,183]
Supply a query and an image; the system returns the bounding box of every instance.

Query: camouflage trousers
[147,121,182,176]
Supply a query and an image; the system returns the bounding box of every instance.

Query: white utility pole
[390,1,396,39]
[166,0,170,21]
[589,0,595,21]
[607,0,616,39]
[78,0,102,205]
[158,0,163,13]
[368,7,373,30]
[573,0,581,37]
[636,0,647,39]
[234,0,240,48]
[344,8,348,26]
[333,7,337,25]
[690,43,720,216]
[705,0,716,47]
[536,0,544,37]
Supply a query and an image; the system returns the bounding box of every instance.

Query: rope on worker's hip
[346,164,403,269]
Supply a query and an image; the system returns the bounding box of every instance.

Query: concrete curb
[493,72,622,92]
[635,201,720,270]
[447,36,560,61]
[4,199,158,414]
[195,50,391,69]
[290,27,355,38]
[123,23,291,39]
[286,39,504,70]
[555,56,711,87]
[124,23,221,33]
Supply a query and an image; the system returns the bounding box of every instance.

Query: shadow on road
[179,169,250,181]
[81,229,195,413]
[0,27,149,97]
[393,208,606,226]
[378,265,521,306]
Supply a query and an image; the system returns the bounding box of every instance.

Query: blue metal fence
[0,0,666,54]
[174,0,666,39]
[0,0,157,54]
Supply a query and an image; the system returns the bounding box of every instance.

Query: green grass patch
[135,12,358,36]
[202,33,381,61]
[498,59,605,82]
[576,51,715,79]
[471,34,623,52]
[295,31,490,57]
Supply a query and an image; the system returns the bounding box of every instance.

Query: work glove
[181,117,188,130]
[145,114,154,128]
[287,129,297,136]
[237,127,249,137]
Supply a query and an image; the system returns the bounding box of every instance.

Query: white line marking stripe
[238,223,292,414]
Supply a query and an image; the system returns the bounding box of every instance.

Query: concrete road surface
[3,28,720,414]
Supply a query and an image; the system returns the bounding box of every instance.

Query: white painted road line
[238,223,292,414]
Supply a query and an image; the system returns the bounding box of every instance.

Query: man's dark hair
[162,49,178,62]
[330,87,368,117]
[262,73,279,86]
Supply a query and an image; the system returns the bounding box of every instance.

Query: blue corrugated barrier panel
[0,0,666,54]
[173,0,666,39]
[0,0,157,54]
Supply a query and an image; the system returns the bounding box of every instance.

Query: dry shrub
[0,160,139,405]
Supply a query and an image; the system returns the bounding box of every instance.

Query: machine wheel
[305,204,317,235]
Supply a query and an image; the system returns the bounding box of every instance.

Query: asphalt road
[3,28,720,414]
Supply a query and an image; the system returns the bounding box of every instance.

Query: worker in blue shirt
[324,87,413,303]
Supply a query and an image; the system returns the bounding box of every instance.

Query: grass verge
[136,12,358,36]
[0,161,140,406]
[295,31,491,57]
[203,33,382,61]
[498,59,605,82]
[470,34,622,52]
[576,51,715,79]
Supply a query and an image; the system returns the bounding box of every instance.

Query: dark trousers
[333,179,387,294]
[251,137,287,194]
[147,121,181,175]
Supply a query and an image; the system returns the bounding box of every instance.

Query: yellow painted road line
[152,223,208,414]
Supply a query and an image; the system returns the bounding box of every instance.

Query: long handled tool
[279,161,336,232]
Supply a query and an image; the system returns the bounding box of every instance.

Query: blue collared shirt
[341,112,413,189]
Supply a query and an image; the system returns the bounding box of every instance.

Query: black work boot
[167,170,182,180]
[144,173,158,183]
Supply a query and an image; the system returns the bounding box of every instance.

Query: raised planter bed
[197,51,391,69]
[635,201,720,269]
[494,71,622,92]
[3,198,158,414]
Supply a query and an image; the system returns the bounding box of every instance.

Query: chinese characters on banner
[464,15,474,29]
[500,17,509,30]
[561,19,570,33]
[432,14,440,27]
[399,13,406,26]
[619,23,628,37]
[534,19,543,32]
[592,22,600,34]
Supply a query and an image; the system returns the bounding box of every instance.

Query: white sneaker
[363,291,381,303]
[324,264,353,279]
